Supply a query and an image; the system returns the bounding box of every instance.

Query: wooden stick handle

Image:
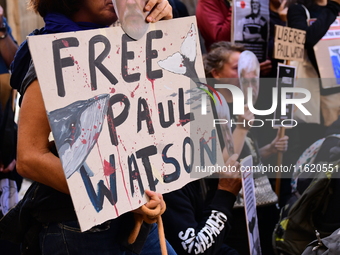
[275,127,286,198]
[157,216,168,255]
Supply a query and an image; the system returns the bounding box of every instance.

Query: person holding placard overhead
[1,0,177,255]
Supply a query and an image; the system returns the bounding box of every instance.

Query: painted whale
[49,94,110,179]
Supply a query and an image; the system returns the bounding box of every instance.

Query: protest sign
[241,155,262,255]
[273,64,296,127]
[28,16,223,231]
[233,0,270,62]
[274,25,305,62]
[313,17,340,88]
[313,17,340,126]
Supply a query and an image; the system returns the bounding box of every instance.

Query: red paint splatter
[115,146,132,207]
[241,1,246,8]
[96,144,119,216]
[162,47,166,51]
[81,139,87,144]
[147,77,157,107]
[204,136,216,144]
[116,47,120,54]
[93,132,100,141]
[93,125,97,129]
[131,83,140,98]
[62,40,69,47]
[103,159,116,176]
[177,118,191,126]
[117,135,127,151]
[110,87,116,93]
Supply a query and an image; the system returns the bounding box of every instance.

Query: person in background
[162,153,242,255]
[195,0,272,76]
[255,0,301,208]
[288,0,340,74]
[3,0,176,254]
[169,0,190,18]
[0,4,20,255]
[287,0,340,162]
[204,41,289,255]
[0,4,18,109]
[196,0,232,53]
[267,0,288,78]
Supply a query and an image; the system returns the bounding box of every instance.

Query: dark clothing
[242,14,268,42]
[226,104,279,255]
[163,179,238,255]
[267,10,285,78]
[169,0,189,18]
[287,2,340,74]
[285,2,340,166]
[3,12,150,255]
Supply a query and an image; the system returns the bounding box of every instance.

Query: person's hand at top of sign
[218,154,242,196]
[113,0,172,39]
[270,0,288,22]
[277,0,288,22]
[259,59,272,77]
[144,0,173,22]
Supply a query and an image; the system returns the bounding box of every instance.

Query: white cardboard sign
[241,155,262,255]
[28,16,223,231]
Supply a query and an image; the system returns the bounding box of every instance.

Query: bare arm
[17,80,69,194]
[218,154,242,196]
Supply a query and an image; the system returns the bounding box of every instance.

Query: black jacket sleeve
[162,181,236,255]
[287,2,340,49]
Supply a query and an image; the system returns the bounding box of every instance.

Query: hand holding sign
[271,129,289,153]
[261,129,289,159]
[112,0,149,40]
[217,154,242,196]
[112,0,173,40]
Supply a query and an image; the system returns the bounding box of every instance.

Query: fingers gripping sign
[129,190,168,254]
[112,0,172,40]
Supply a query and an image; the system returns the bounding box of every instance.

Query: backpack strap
[291,134,340,193]
[300,4,310,24]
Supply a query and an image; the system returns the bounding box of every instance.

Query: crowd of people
[0,0,339,254]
